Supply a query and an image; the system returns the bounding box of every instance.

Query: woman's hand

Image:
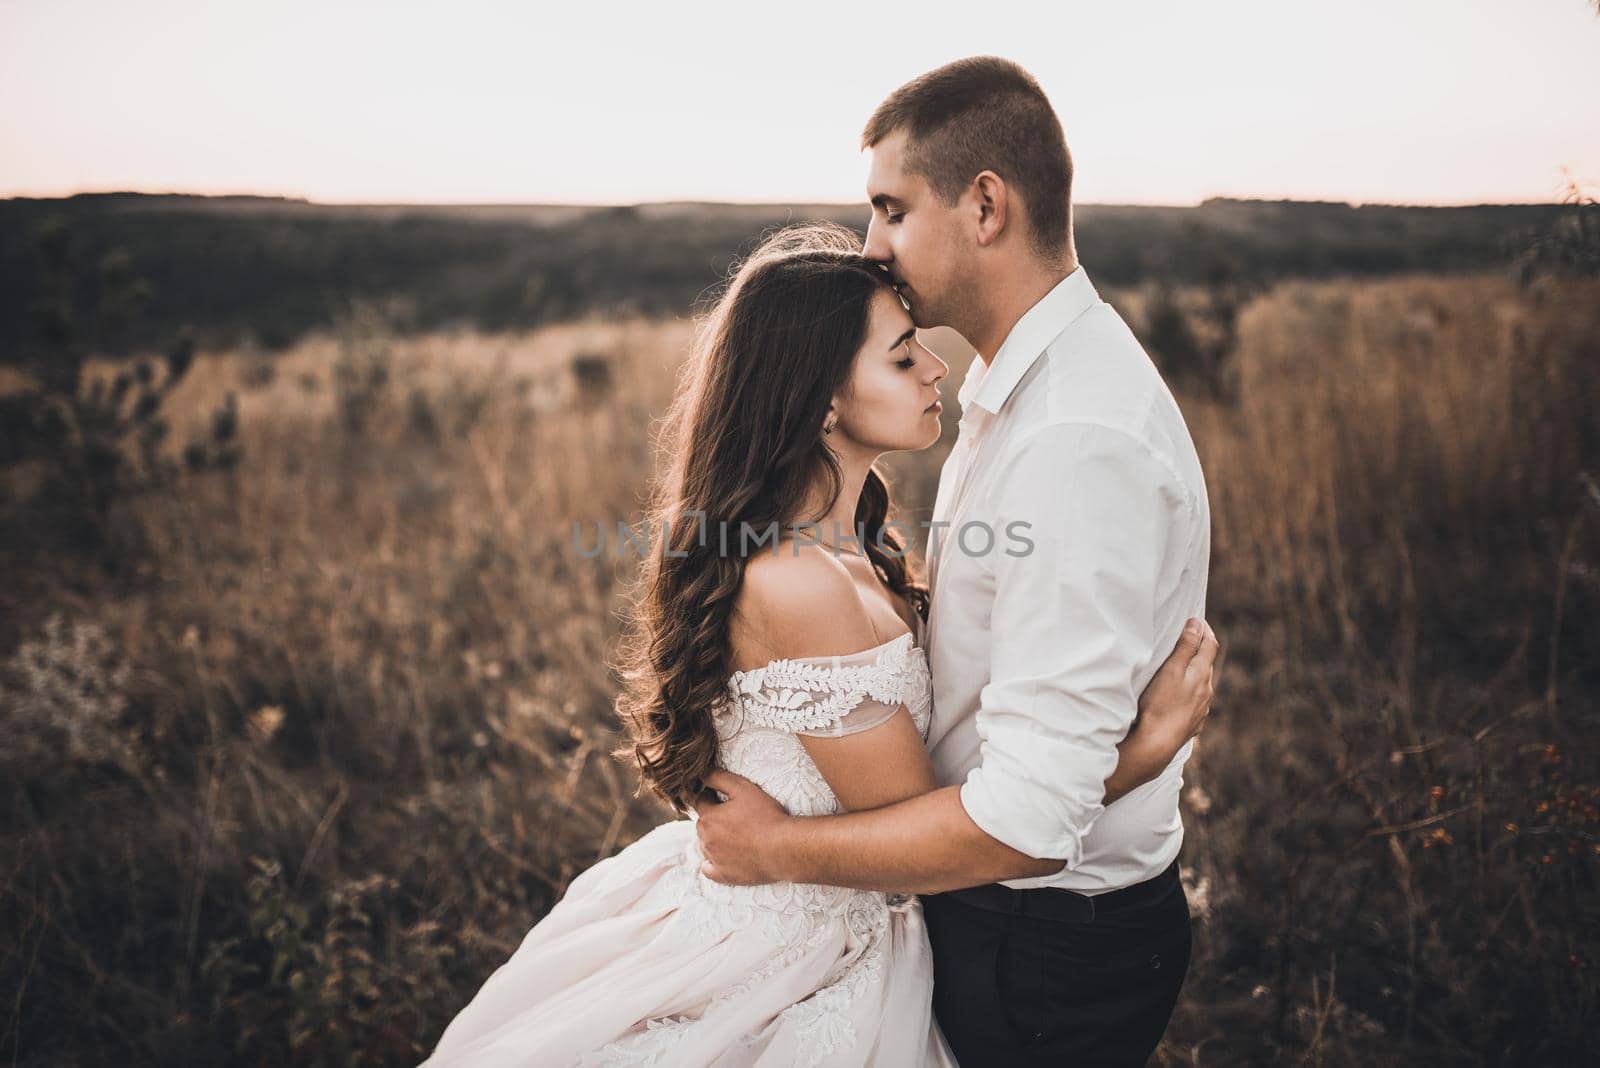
[1135,617,1220,754]
[1103,618,1221,805]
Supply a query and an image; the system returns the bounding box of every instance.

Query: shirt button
[1150,954,1162,970]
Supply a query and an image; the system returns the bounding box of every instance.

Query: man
[695,56,1213,1066]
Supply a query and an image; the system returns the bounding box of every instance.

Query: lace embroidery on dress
[725,631,931,739]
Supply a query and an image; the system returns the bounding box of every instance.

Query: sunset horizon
[3,186,1587,209]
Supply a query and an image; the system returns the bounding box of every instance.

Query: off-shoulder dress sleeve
[726,633,922,739]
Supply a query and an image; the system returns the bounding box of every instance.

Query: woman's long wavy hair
[613,223,931,815]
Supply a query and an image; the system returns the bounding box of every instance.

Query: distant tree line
[0,193,1571,361]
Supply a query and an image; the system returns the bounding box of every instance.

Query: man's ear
[972,170,1008,248]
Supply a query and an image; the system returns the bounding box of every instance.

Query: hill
[0,192,1569,359]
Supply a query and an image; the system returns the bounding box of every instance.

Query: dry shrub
[2,316,688,1063]
[1165,274,1599,1065]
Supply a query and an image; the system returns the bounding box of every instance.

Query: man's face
[863,130,974,330]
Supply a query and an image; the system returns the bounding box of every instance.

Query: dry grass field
[1,271,1596,1065]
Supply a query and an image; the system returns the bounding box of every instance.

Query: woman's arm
[796,710,939,812]
[731,550,940,813]
[1104,616,1220,803]
[800,615,1218,816]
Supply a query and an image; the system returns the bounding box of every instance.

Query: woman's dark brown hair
[613,222,930,815]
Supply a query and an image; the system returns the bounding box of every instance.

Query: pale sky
[3,0,1597,206]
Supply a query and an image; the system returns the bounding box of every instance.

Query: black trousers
[921,861,1191,1067]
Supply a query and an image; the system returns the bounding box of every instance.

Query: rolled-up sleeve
[958,421,1186,867]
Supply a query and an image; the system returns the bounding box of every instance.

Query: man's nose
[863,217,890,264]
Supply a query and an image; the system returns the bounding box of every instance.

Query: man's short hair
[862,56,1073,262]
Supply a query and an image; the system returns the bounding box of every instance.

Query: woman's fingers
[1211,630,1227,690]
[1173,618,1205,661]
[1137,619,1224,721]
[1186,620,1220,680]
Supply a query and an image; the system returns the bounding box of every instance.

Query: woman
[422,224,1215,1066]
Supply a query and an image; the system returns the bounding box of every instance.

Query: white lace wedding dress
[422,620,959,1067]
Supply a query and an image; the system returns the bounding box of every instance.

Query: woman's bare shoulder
[731,546,882,669]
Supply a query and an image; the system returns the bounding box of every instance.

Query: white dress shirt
[925,265,1211,895]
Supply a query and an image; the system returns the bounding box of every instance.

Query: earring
[822,414,838,435]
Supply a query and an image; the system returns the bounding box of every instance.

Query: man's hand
[692,769,793,885]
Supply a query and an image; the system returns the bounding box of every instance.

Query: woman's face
[830,287,949,454]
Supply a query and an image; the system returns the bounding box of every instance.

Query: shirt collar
[967,266,1100,416]
[956,347,987,412]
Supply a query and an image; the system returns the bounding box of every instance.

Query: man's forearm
[775,730,1174,895]
[775,785,1062,895]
